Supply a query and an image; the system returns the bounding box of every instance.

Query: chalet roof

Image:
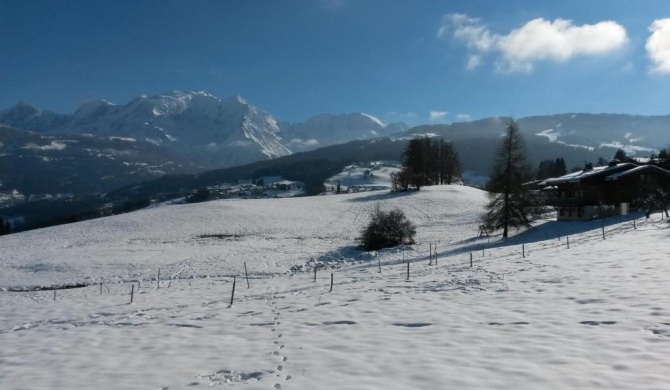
[539,163,636,186]
[605,164,670,180]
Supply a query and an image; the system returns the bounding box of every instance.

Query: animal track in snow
[579,320,617,326]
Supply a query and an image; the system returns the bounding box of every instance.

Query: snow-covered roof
[539,163,636,186]
[605,164,670,180]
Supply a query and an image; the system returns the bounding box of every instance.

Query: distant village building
[274,180,302,191]
[256,176,283,186]
[539,162,670,221]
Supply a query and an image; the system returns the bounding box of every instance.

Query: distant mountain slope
[0,124,197,200]
[280,113,408,151]
[410,114,670,159]
[518,113,670,155]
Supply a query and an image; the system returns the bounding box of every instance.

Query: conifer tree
[483,119,541,238]
[398,137,462,190]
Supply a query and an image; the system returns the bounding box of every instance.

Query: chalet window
[578,208,584,218]
[559,208,565,217]
[568,208,574,217]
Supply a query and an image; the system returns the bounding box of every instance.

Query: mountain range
[0,90,404,202]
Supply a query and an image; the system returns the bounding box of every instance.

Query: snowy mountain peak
[0,90,292,168]
[360,113,387,127]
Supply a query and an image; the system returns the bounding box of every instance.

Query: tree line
[391,137,462,191]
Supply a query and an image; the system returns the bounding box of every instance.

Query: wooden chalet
[539,161,670,221]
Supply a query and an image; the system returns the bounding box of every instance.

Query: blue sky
[2,0,670,125]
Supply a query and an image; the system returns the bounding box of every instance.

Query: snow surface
[325,164,401,190]
[2,186,670,389]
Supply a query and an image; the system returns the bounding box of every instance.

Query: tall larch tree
[483,118,541,238]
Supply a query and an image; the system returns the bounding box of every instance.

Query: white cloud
[646,18,670,74]
[456,114,471,121]
[430,111,449,120]
[439,13,628,73]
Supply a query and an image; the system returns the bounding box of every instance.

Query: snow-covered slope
[1,186,670,389]
[280,113,408,152]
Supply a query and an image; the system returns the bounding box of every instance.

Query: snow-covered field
[325,163,401,191]
[1,186,669,389]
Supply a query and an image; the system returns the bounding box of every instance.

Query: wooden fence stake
[378,257,381,273]
[470,252,473,267]
[482,248,485,257]
[130,284,134,304]
[157,268,161,289]
[567,236,570,249]
[313,266,317,282]
[406,261,410,281]
[329,273,334,292]
[522,244,525,258]
[244,262,250,289]
[633,219,636,229]
[230,276,236,306]
[602,221,605,239]
[429,243,433,265]
[53,290,56,301]
[434,246,438,265]
[100,282,103,295]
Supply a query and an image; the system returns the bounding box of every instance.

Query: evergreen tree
[614,149,627,162]
[398,137,462,190]
[483,119,541,238]
[553,158,567,177]
[0,218,11,235]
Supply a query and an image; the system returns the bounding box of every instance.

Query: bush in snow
[360,206,416,251]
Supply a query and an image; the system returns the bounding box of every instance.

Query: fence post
[470,252,473,267]
[378,257,381,273]
[157,268,161,289]
[329,273,333,292]
[522,244,525,258]
[230,276,236,306]
[130,284,134,304]
[434,246,438,265]
[602,220,605,239]
[429,243,432,265]
[633,218,636,229]
[567,236,570,249]
[53,290,56,301]
[244,262,250,289]
[313,266,317,282]
[100,282,103,295]
[406,261,410,281]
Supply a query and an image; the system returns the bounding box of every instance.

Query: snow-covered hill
[1,186,670,389]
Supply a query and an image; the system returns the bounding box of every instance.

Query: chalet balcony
[544,197,599,207]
